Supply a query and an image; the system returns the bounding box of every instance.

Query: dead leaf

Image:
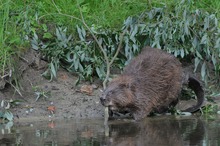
[47,106,56,113]
[80,85,93,95]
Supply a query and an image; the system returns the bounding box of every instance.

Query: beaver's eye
[108,91,114,95]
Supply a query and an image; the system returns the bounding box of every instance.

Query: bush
[31,1,220,87]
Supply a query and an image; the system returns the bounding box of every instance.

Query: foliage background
[1,0,220,89]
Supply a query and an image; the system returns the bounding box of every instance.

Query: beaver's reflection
[103,117,205,146]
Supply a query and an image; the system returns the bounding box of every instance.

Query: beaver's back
[123,47,183,112]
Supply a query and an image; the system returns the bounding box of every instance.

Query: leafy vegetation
[0,99,21,121]
[32,86,50,101]
[1,0,220,85]
[30,0,220,87]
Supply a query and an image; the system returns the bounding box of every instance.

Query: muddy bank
[1,49,104,121]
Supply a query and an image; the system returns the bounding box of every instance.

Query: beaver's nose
[100,97,106,104]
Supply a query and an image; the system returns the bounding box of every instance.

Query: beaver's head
[100,76,136,111]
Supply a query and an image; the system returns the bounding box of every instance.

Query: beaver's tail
[182,76,204,112]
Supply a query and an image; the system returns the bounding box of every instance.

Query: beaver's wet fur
[100,47,204,120]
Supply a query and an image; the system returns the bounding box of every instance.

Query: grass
[0,0,10,76]
[33,0,148,29]
[0,0,28,93]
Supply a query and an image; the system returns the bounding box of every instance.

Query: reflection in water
[105,117,205,146]
[0,116,219,146]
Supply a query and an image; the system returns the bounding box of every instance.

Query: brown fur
[100,47,204,120]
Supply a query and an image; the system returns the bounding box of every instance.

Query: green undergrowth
[0,0,220,101]
[0,0,29,91]
[31,0,220,86]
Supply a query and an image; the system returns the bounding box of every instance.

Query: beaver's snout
[100,96,106,105]
[100,94,114,108]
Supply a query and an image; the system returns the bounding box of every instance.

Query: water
[0,115,220,146]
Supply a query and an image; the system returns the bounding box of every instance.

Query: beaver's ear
[118,83,127,88]
[119,82,135,89]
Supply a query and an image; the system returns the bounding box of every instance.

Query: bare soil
[0,49,104,122]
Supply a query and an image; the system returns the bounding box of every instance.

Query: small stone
[91,84,98,89]
[217,111,220,114]
[30,108,34,112]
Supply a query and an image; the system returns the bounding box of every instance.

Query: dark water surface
[0,115,220,146]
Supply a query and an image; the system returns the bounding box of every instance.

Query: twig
[78,5,109,67]
[5,80,22,97]
[103,26,128,89]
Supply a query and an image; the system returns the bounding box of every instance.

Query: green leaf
[1,100,4,107]
[201,62,206,80]
[78,63,84,72]
[56,28,61,40]
[194,57,200,72]
[80,53,85,61]
[204,17,209,30]
[96,67,101,78]
[43,32,53,39]
[4,111,13,121]
[214,38,220,48]
[77,25,85,41]
[34,32,38,40]
[81,26,86,39]
[184,21,189,35]
[5,121,13,129]
[196,50,203,59]
[192,37,198,48]
[35,92,41,101]
[86,65,92,77]
[211,54,217,69]
[74,59,79,71]
[131,25,138,38]
[50,63,57,78]
[200,34,207,44]
[42,24,48,32]
[180,48,184,58]
[174,50,178,57]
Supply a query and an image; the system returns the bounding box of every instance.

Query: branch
[50,0,128,89]
[78,5,109,66]
[102,26,128,89]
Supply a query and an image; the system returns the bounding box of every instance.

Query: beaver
[100,47,204,120]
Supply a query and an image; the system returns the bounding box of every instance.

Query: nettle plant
[31,1,220,85]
